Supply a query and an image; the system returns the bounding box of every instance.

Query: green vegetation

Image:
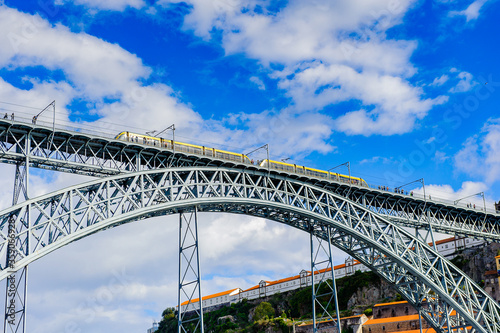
[450,255,470,269]
[336,270,381,309]
[157,270,383,332]
[253,302,275,321]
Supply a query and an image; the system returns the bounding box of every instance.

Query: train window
[191,147,202,154]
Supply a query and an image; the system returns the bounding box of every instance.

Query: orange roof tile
[390,327,471,333]
[267,275,301,286]
[340,314,364,320]
[373,300,409,307]
[180,288,239,306]
[242,284,260,292]
[430,237,455,246]
[388,329,436,333]
[364,314,420,325]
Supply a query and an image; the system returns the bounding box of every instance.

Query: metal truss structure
[309,226,341,333]
[3,151,30,333]
[0,167,497,332]
[178,209,204,333]
[0,120,498,243]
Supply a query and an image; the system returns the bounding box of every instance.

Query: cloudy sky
[0,0,499,331]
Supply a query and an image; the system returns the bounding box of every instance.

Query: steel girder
[0,120,498,243]
[3,136,31,333]
[0,167,496,332]
[309,227,341,332]
[339,187,500,242]
[0,120,244,178]
[178,209,204,333]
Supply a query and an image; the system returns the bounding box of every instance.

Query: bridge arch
[0,167,498,333]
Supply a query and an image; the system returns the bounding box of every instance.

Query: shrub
[254,302,275,321]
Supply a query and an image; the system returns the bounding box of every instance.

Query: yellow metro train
[115,131,250,163]
[259,159,367,186]
[115,131,367,186]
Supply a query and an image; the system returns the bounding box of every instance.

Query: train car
[115,132,251,164]
[213,148,251,163]
[115,132,366,185]
[260,159,368,187]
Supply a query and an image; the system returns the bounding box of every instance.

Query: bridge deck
[0,118,498,237]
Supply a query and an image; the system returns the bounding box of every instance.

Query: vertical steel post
[4,133,30,333]
[177,208,204,333]
[310,225,341,333]
[418,308,423,333]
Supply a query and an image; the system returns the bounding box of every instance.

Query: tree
[254,302,275,321]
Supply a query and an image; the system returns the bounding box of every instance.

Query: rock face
[456,242,500,281]
[217,315,235,324]
[347,280,397,310]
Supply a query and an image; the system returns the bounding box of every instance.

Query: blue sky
[0,0,499,331]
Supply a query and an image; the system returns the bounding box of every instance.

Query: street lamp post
[36,101,56,146]
[328,161,350,184]
[454,192,486,212]
[147,124,175,166]
[395,178,425,198]
[245,144,270,173]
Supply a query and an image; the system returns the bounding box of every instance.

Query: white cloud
[275,62,446,135]
[217,108,336,157]
[448,70,478,93]
[411,181,490,208]
[161,0,448,136]
[430,74,449,86]
[449,0,489,22]
[0,7,149,99]
[360,156,394,164]
[56,0,146,11]
[455,118,500,183]
[0,5,340,159]
[433,150,450,163]
[249,76,265,90]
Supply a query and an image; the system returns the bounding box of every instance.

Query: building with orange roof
[178,236,486,315]
[362,314,423,332]
[363,300,432,333]
[180,288,241,313]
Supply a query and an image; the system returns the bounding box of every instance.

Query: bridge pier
[177,208,204,333]
[310,224,341,333]
[4,144,30,333]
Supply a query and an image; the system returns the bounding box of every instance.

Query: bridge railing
[2,112,119,141]
[365,181,499,214]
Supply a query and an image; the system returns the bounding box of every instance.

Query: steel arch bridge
[0,167,499,333]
